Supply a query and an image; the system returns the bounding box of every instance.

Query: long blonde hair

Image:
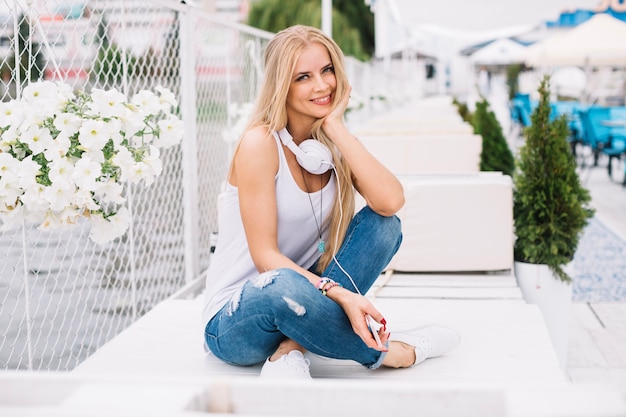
[245,25,355,273]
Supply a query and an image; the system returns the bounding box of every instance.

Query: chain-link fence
[0,0,413,372]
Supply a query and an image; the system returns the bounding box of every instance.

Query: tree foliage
[506,63,523,100]
[513,76,594,282]
[247,0,374,60]
[452,97,472,123]
[471,98,515,176]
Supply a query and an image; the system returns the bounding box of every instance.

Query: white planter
[514,261,573,370]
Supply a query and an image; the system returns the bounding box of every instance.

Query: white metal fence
[0,0,413,371]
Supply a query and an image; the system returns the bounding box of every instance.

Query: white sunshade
[524,13,626,67]
[470,38,527,66]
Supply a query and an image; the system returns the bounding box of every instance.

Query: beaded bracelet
[317,277,343,296]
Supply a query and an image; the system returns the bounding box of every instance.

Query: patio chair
[510,93,532,129]
[579,106,626,180]
[607,107,626,185]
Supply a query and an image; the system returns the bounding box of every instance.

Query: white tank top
[202,131,336,323]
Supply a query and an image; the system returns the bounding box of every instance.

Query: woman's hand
[322,85,352,135]
[327,287,389,351]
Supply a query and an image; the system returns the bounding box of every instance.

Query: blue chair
[606,107,626,185]
[510,93,533,130]
[579,106,626,182]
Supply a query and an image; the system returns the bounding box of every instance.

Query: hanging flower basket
[0,81,184,244]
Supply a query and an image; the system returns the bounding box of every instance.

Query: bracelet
[317,277,342,296]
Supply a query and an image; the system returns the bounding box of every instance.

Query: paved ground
[566,159,626,395]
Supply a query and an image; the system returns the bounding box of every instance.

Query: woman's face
[286,42,337,129]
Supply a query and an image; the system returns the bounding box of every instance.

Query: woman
[203,25,459,378]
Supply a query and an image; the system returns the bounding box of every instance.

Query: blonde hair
[246,25,355,273]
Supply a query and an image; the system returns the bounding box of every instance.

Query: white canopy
[524,14,626,67]
[470,38,526,66]
[551,66,587,97]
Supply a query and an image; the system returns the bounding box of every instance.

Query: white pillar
[322,0,332,37]
[179,9,200,284]
[373,0,391,70]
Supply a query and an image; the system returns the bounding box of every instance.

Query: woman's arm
[323,87,405,216]
[232,127,320,284]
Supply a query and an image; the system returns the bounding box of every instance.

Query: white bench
[387,173,514,273]
[354,123,474,136]
[358,134,482,174]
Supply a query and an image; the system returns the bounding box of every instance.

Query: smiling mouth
[311,95,331,104]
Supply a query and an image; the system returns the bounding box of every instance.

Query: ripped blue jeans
[204,206,402,369]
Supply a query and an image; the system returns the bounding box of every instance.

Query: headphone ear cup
[297,139,333,174]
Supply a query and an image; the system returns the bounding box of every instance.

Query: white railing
[0,0,413,371]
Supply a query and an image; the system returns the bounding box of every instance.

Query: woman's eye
[295,74,309,82]
[323,66,334,73]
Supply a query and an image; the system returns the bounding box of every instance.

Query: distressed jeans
[204,206,402,369]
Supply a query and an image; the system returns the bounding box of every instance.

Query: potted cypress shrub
[513,75,594,369]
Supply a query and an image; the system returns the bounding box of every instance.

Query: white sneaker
[391,325,461,366]
[259,350,312,379]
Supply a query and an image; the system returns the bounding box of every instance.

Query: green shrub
[452,97,472,123]
[513,76,594,282]
[471,98,515,177]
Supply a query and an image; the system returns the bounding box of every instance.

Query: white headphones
[278,128,333,174]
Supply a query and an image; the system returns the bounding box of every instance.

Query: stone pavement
[566,159,626,398]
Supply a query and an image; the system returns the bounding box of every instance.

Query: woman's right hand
[327,287,389,351]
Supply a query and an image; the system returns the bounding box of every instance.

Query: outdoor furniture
[550,101,588,155]
[358,134,482,174]
[383,172,513,273]
[353,123,474,136]
[578,106,626,181]
[510,93,534,129]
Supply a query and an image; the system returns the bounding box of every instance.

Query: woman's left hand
[328,287,389,351]
[322,85,352,133]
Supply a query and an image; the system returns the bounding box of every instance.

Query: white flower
[112,146,135,179]
[124,161,151,184]
[71,188,101,212]
[43,132,72,160]
[81,147,106,164]
[0,176,22,210]
[131,90,161,116]
[38,209,63,230]
[0,152,19,177]
[48,157,75,190]
[140,146,163,186]
[0,202,27,231]
[54,112,82,136]
[157,116,184,148]
[43,181,75,212]
[20,124,54,155]
[22,81,64,107]
[155,86,178,111]
[120,108,146,140]
[93,180,125,205]
[89,206,130,245]
[0,100,24,128]
[16,155,41,189]
[0,81,183,244]
[19,183,48,213]
[0,125,19,150]
[88,88,127,118]
[0,153,22,209]
[78,119,114,151]
[72,156,102,191]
